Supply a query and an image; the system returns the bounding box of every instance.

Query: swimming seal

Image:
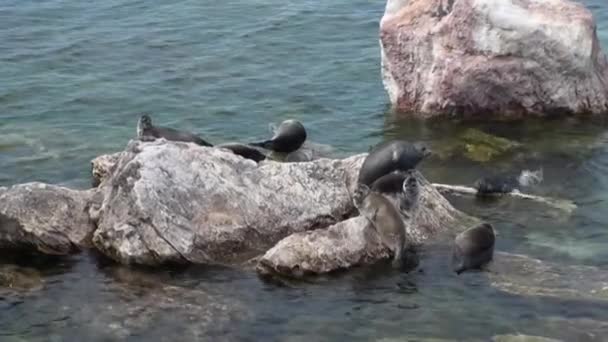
[249,119,307,153]
[452,223,495,274]
[137,114,213,147]
[217,143,267,163]
[357,140,431,187]
[352,184,407,268]
[474,169,543,196]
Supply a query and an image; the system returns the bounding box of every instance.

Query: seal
[352,183,407,268]
[474,169,543,196]
[137,114,213,147]
[451,223,495,274]
[249,119,307,153]
[399,171,420,214]
[217,143,267,163]
[357,140,431,187]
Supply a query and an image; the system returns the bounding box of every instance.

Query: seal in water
[217,143,267,163]
[452,223,495,274]
[357,140,431,187]
[474,169,543,196]
[352,184,407,268]
[137,114,213,147]
[249,119,307,153]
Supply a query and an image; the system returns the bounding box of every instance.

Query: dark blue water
[2,0,608,341]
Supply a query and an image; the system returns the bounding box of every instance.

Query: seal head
[357,140,431,187]
[250,119,307,154]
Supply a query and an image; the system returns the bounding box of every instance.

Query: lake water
[2,0,608,341]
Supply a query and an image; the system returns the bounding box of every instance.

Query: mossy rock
[460,128,522,162]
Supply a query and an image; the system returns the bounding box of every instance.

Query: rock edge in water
[0,182,95,255]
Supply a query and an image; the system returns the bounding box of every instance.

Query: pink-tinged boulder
[380,0,608,119]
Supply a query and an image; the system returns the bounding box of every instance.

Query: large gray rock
[0,183,95,255]
[257,172,477,277]
[380,0,608,118]
[92,139,363,265]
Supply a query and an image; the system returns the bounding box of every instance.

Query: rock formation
[0,183,95,255]
[91,139,363,265]
[380,0,608,118]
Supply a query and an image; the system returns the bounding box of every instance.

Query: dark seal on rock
[358,140,431,187]
[137,114,213,147]
[249,119,307,153]
[217,143,267,163]
[452,223,495,274]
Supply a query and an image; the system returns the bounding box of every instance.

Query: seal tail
[249,140,274,150]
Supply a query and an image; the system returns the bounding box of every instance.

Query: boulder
[92,139,363,265]
[0,183,95,255]
[257,171,477,277]
[380,0,608,118]
[91,152,123,187]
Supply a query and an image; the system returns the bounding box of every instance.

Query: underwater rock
[258,172,476,278]
[492,335,562,342]
[380,0,608,118]
[489,252,608,302]
[0,264,44,294]
[0,183,95,255]
[460,129,521,162]
[92,139,363,265]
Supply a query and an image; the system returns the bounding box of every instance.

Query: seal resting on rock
[137,114,213,147]
[217,143,267,163]
[249,119,307,153]
[352,183,407,268]
[358,140,431,187]
[452,223,496,274]
[399,171,420,214]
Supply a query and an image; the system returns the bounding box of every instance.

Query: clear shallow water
[2,0,608,341]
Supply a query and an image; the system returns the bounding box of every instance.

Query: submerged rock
[258,172,476,278]
[0,264,44,294]
[460,129,521,162]
[489,252,608,302]
[92,139,363,265]
[0,183,95,255]
[492,335,562,342]
[380,0,608,118]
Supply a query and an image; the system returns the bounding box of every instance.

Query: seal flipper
[249,140,274,150]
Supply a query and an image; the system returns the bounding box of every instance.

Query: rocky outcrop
[91,139,364,265]
[380,0,608,119]
[258,171,477,277]
[91,152,123,187]
[0,183,95,255]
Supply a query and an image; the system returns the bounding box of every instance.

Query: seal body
[399,171,420,214]
[475,169,543,196]
[370,172,408,194]
[352,184,406,267]
[217,143,267,163]
[474,175,518,195]
[137,114,213,147]
[452,223,495,274]
[250,119,307,153]
[357,140,431,187]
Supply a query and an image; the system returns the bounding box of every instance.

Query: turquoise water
[2,0,608,341]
